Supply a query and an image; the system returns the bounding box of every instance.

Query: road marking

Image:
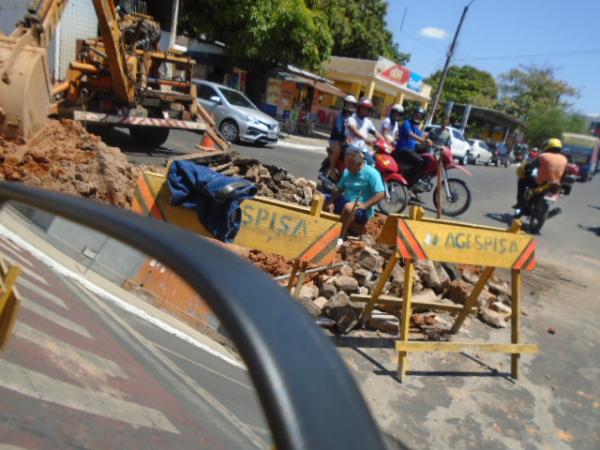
[14,322,127,379]
[0,246,34,267]
[151,342,253,391]
[0,359,179,434]
[20,297,93,339]
[85,290,265,449]
[0,237,24,254]
[0,224,243,368]
[16,277,68,309]
[1,256,48,285]
[0,445,30,450]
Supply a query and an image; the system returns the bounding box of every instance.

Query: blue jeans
[332,195,368,225]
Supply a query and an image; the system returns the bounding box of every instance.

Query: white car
[425,125,472,165]
[467,139,493,165]
[194,79,279,145]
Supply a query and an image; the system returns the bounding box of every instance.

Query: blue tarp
[167,161,257,243]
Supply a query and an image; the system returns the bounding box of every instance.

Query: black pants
[394,150,426,185]
[517,177,537,205]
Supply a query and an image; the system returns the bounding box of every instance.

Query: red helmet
[358,97,373,109]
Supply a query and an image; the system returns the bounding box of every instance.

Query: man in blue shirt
[393,107,432,198]
[331,145,385,235]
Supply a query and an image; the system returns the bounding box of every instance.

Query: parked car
[488,142,512,167]
[193,79,279,145]
[424,125,471,165]
[466,139,492,165]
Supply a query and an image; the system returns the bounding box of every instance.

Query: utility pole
[426,3,472,125]
[168,0,180,50]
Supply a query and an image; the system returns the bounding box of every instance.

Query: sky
[386,0,600,117]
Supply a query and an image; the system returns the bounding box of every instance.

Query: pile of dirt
[0,119,140,207]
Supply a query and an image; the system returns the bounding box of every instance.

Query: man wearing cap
[330,145,385,235]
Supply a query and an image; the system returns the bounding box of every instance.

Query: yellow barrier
[131,172,342,295]
[358,206,539,382]
[0,257,21,351]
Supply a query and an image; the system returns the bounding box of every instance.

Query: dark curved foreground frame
[0,182,384,450]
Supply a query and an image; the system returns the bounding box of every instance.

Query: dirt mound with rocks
[0,119,140,207]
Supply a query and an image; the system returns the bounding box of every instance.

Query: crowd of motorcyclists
[322,94,572,236]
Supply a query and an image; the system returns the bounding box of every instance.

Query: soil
[365,214,386,239]
[0,119,140,208]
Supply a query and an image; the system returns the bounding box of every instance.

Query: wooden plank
[139,173,342,264]
[351,294,474,314]
[0,263,21,351]
[359,252,399,324]
[451,266,495,333]
[511,269,522,379]
[400,219,536,269]
[395,341,539,354]
[397,259,415,381]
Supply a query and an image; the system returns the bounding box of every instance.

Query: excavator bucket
[0,36,51,140]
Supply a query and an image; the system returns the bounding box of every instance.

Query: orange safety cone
[200,132,216,151]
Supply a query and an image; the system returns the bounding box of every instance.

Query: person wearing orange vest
[514,138,568,214]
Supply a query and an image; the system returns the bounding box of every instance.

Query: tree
[180,0,333,100]
[307,0,410,64]
[523,106,588,146]
[498,65,579,119]
[425,65,498,106]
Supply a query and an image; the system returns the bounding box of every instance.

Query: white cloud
[420,27,448,39]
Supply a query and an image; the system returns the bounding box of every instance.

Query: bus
[561,133,600,181]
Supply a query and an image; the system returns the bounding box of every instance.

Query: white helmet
[342,95,358,112]
[390,104,404,115]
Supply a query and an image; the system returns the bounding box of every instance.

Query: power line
[456,48,600,61]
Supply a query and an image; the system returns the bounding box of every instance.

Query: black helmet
[413,107,426,123]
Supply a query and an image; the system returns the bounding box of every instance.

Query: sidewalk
[275,130,329,152]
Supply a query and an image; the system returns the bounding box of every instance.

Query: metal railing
[0,182,384,450]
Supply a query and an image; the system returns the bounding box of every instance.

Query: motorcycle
[516,163,577,234]
[374,140,473,216]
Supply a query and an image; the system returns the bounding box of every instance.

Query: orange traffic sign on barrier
[360,207,539,382]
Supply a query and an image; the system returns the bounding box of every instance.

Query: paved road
[117,128,600,266]
[0,233,270,449]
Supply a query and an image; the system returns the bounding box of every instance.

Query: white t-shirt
[345,115,376,151]
[380,117,399,139]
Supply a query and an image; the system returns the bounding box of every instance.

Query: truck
[561,133,599,181]
[0,0,228,151]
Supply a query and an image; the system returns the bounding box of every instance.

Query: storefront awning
[314,81,345,97]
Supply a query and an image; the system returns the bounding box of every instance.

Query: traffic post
[0,257,21,351]
[358,206,539,382]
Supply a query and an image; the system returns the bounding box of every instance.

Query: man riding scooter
[514,138,568,217]
[328,95,358,180]
[393,107,432,204]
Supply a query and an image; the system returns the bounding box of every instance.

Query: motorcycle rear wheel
[433,178,471,217]
[378,181,408,215]
[528,196,548,234]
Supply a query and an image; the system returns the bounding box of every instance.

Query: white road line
[0,246,34,267]
[0,445,30,450]
[152,342,253,391]
[0,359,179,434]
[274,140,326,152]
[16,277,68,309]
[0,224,243,369]
[1,256,48,285]
[86,292,265,449]
[0,237,24,254]
[14,322,127,379]
[20,297,93,339]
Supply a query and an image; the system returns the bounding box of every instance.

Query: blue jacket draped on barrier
[167,160,257,243]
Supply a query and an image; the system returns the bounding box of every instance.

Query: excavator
[0,0,228,150]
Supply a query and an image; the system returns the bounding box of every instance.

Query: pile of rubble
[285,229,514,337]
[0,119,140,208]
[202,154,318,206]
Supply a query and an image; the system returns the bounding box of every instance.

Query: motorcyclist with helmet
[328,95,358,179]
[380,103,404,144]
[345,97,383,166]
[393,106,432,203]
[514,138,568,216]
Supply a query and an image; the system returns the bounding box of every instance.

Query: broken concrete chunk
[368,314,399,334]
[299,282,319,301]
[314,296,329,311]
[489,301,512,315]
[357,247,384,272]
[488,280,511,297]
[353,268,373,285]
[295,296,322,318]
[319,282,337,299]
[332,275,359,294]
[448,279,472,304]
[480,308,508,328]
[323,291,359,334]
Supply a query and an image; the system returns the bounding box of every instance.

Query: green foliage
[306,0,410,64]
[498,65,579,119]
[425,65,498,106]
[523,106,587,146]
[180,0,333,72]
